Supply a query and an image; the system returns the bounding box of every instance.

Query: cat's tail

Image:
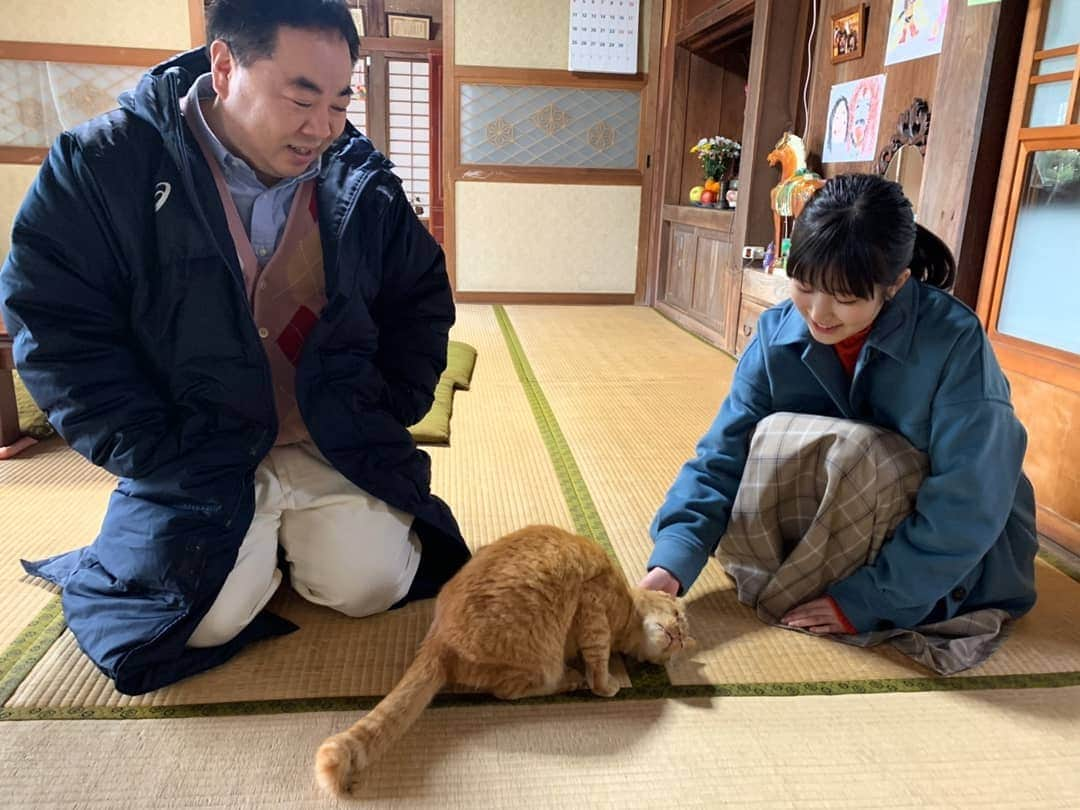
[314,641,447,796]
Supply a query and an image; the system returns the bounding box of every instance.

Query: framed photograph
[830,4,867,64]
[349,8,365,37]
[386,12,432,40]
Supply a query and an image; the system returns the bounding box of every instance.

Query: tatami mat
[5,595,435,709]
[3,303,1080,809]
[426,305,574,545]
[3,305,585,709]
[3,688,1079,808]
[3,303,1079,719]
[504,306,1080,686]
[0,442,112,651]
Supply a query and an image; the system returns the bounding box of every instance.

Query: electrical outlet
[742,245,765,261]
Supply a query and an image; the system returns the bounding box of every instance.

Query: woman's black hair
[787,173,956,300]
[206,0,360,65]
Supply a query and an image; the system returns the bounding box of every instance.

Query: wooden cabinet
[735,298,765,356]
[657,205,741,350]
[658,213,792,356]
[689,229,732,331]
[735,268,790,355]
[663,223,697,312]
[645,0,814,355]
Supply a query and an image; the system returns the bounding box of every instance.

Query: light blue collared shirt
[182,74,319,260]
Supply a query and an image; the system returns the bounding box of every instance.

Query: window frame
[977,0,1080,394]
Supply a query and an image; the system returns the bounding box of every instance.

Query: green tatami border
[3,669,1079,721]
[493,303,672,694]
[0,596,65,706]
[1038,546,1080,583]
[492,304,616,561]
[4,534,1076,720]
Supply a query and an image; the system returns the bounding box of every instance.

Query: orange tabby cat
[314,524,694,796]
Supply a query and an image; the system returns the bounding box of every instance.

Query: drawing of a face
[828,97,849,151]
[850,85,873,148]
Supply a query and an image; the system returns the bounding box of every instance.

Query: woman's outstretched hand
[781,596,855,635]
[639,567,681,596]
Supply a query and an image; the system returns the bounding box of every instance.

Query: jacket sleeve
[827,325,1027,631]
[371,186,454,427]
[0,132,184,479]
[648,333,774,594]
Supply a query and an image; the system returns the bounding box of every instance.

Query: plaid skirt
[717,412,1012,675]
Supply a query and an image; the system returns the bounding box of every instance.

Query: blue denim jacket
[649,280,1038,631]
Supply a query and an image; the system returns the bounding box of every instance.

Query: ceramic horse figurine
[767,132,825,273]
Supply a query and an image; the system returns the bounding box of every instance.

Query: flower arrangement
[690,136,741,182]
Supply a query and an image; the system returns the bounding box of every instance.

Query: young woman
[641,173,1038,673]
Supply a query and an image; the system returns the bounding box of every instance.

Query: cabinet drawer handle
[743,324,753,337]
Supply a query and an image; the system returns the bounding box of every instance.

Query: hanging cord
[802,0,819,141]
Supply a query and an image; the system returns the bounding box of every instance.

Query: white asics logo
[154,182,172,212]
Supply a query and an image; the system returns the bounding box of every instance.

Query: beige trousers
[187,443,421,648]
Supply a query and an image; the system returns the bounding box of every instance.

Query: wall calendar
[569,0,640,74]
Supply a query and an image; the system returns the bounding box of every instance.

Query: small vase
[717,180,731,209]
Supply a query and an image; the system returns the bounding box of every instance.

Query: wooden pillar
[366,51,389,152]
[919,0,1026,307]
[428,50,444,245]
[733,0,814,257]
[368,0,387,38]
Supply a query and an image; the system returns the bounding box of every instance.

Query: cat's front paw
[588,675,620,698]
[560,667,588,693]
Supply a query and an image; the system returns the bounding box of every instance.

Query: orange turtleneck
[833,323,874,377]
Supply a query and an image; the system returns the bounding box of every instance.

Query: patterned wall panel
[0,61,146,148]
[460,84,640,169]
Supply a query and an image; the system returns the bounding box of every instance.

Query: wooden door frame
[442,0,458,291]
[976,0,1080,395]
[981,130,1080,394]
[189,0,206,46]
[973,0,1080,548]
[632,0,667,304]
[978,0,1052,329]
[429,50,445,245]
[641,0,681,308]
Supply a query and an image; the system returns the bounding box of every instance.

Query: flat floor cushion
[407,341,478,445]
[14,371,55,440]
[442,340,478,391]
